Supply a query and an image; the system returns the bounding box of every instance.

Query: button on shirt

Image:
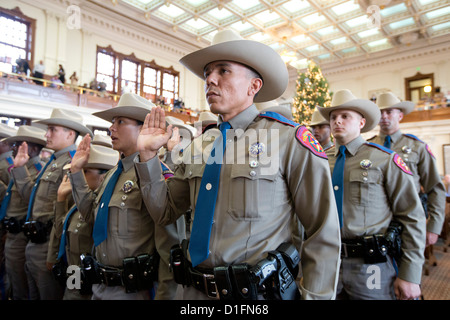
[136,104,341,300]
[326,135,426,284]
[368,130,446,235]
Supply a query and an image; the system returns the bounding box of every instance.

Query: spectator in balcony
[33,60,45,86]
[57,64,65,84]
[121,80,133,95]
[69,72,79,90]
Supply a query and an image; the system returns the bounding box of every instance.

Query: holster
[23,220,52,243]
[52,259,68,287]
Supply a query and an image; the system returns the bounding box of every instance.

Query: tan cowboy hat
[317,89,380,133]
[165,116,197,139]
[309,109,329,127]
[93,93,154,123]
[0,123,17,139]
[179,29,288,103]
[198,111,218,126]
[34,108,92,137]
[91,134,112,148]
[3,125,46,146]
[376,92,415,115]
[64,144,119,171]
[84,144,119,170]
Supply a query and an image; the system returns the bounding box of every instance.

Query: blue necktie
[57,205,78,260]
[332,146,346,228]
[189,122,231,267]
[92,160,123,247]
[0,180,14,221]
[384,135,391,149]
[26,154,56,221]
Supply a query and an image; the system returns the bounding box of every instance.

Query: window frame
[0,6,36,73]
[95,45,180,104]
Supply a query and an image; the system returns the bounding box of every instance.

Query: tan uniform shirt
[0,151,13,187]
[69,152,179,299]
[326,135,426,284]
[54,202,94,266]
[368,130,446,234]
[136,104,342,300]
[6,156,44,220]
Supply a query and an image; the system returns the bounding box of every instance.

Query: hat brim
[93,106,150,123]
[3,135,46,146]
[179,40,288,103]
[318,99,380,133]
[378,101,415,115]
[34,118,92,137]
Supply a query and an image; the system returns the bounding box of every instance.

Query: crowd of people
[0,29,447,301]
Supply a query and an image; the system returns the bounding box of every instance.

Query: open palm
[13,142,30,168]
[137,107,173,160]
[70,135,91,173]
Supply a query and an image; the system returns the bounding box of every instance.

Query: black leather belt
[341,239,365,258]
[97,265,124,287]
[187,266,218,299]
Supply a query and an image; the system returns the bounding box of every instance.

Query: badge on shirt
[393,154,412,175]
[249,142,265,158]
[401,146,411,154]
[122,180,134,193]
[360,159,372,169]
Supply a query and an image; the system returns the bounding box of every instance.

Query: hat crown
[87,145,119,169]
[376,92,401,108]
[117,93,155,110]
[50,108,83,123]
[310,109,328,124]
[331,89,358,107]
[198,111,218,123]
[211,29,243,45]
[16,125,46,139]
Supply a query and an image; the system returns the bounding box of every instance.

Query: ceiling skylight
[389,18,415,30]
[331,1,361,16]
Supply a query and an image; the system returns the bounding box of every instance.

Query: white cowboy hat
[317,89,380,133]
[0,123,18,139]
[93,93,154,123]
[3,125,46,146]
[309,109,329,127]
[179,29,288,103]
[91,134,112,148]
[165,116,197,140]
[34,108,92,137]
[376,92,415,115]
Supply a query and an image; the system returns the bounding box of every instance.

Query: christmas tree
[292,61,332,125]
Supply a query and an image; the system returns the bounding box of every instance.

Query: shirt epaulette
[403,133,425,144]
[365,142,394,154]
[258,111,299,127]
[366,135,377,141]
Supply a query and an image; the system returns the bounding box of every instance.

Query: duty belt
[341,234,389,264]
[188,266,219,299]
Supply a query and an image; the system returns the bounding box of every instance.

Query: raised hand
[167,126,180,152]
[57,174,72,201]
[13,142,29,168]
[138,106,173,161]
[70,135,91,173]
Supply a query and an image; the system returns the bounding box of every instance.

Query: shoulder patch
[393,153,413,175]
[160,160,174,179]
[259,111,299,127]
[295,126,327,159]
[403,134,435,158]
[365,142,394,154]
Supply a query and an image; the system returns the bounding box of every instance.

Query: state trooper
[309,109,333,151]
[318,89,426,300]
[11,108,92,300]
[135,29,341,300]
[1,126,47,300]
[53,143,119,300]
[368,92,445,246]
[68,93,180,300]
[0,124,16,299]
